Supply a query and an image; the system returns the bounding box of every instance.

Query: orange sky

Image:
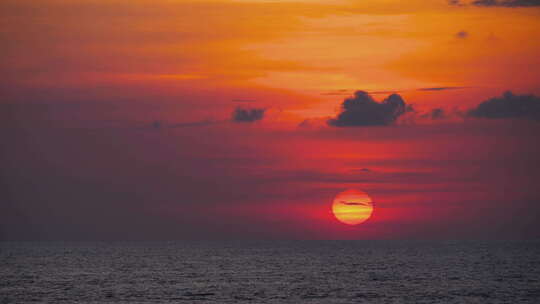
[3,0,540,121]
[2,0,540,240]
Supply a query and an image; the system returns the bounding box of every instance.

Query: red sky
[1,0,540,240]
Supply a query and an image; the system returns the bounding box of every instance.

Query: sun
[332,189,374,225]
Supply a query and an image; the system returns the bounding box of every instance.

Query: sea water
[1,241,539,303]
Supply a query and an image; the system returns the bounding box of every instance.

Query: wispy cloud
[455,30,469,39]
[417,86,471,91]
[321,89,352,96]
[449,0,540,7]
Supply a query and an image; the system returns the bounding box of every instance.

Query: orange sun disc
[332,189,374,225]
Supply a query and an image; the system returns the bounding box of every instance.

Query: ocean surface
[1,241,539,303]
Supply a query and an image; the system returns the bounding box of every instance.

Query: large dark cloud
[232,107,266,123]
[450,0,540,7]
[328,91,412,127]
[468,91,540,121]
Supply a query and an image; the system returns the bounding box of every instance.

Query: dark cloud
[455,31,469,39]
[417,86,470,91]
[322,89,405,96]
[340,201,368,206]
[448,0,465,5]
[416,107,467,121]
[474,0,540,6]
[468,91,540,121]
[232,107,266,123]
[325,87,473,96]
[450,0,540,6]
[328,91,413,127]
[430,108,447,120]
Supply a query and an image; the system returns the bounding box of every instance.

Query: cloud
[429,108,447,120]
[455,30,469,39]
[411,107,470,123]
[152,120,163,129]
[417,86,470,91]
[474,0,540,6]
[232,107,266,123]
[328,91,413,127]
[468,91,540,121]
[340,201,369,206]
[450,0,540,7]
[321,89,352,96]
[324,87,471,97]
[448,0,465,5]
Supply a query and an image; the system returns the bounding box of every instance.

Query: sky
[1,0,540,240]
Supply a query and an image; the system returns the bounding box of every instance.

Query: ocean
[1,241,539,303]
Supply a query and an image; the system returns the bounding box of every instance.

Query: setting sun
[332,189,374,226]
